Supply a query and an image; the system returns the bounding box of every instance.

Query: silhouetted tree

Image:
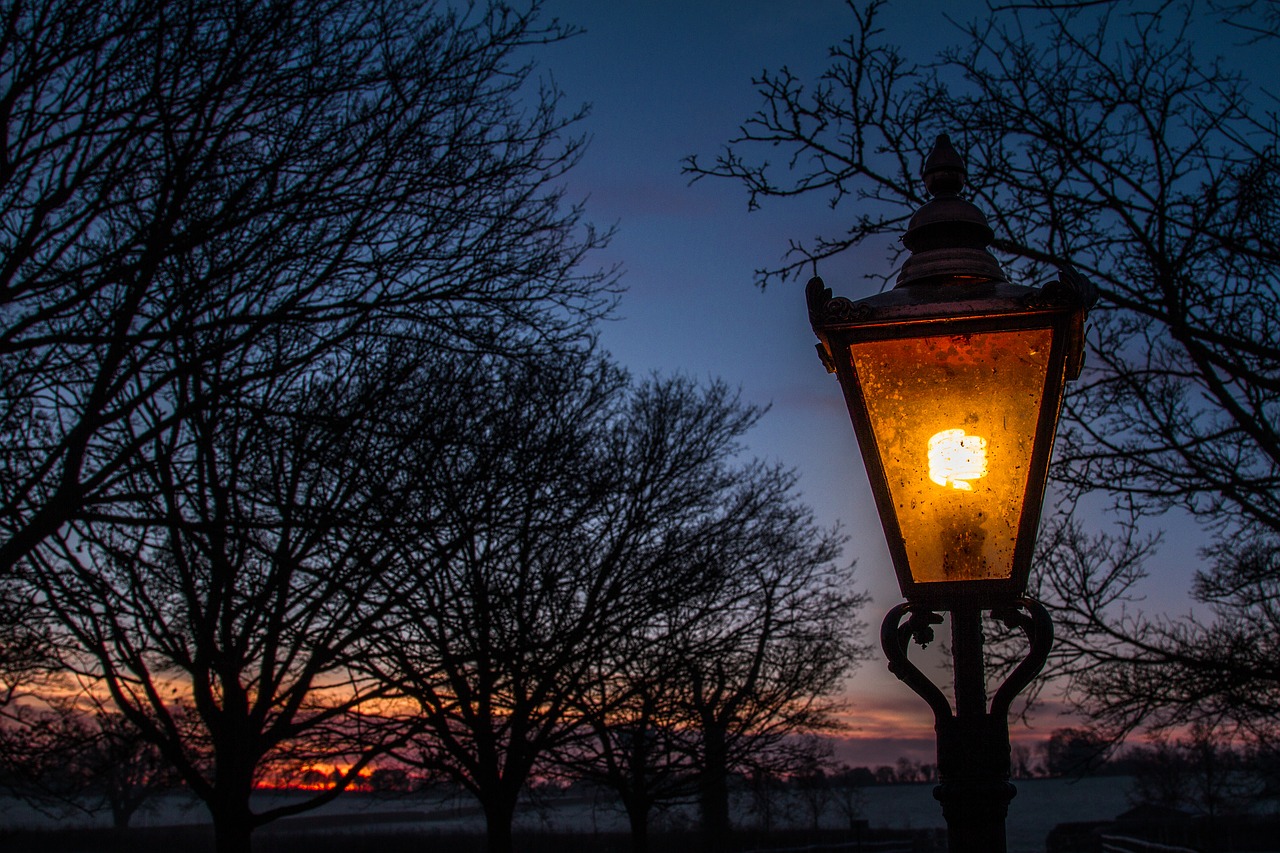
[367,766,412,794]
[1125,723,1258,849]
[0,699,178,827]
[1030,519,1280,744]
[370,352,630,853]
[834,764,875,787]
[789,736,837,830]
[77,709,183,828]
[1010,743,1037,780]
[571,653,701,853]
[670,508,866,847]
[576,508,867,851]
[31,350,442,851]
[373,361,864,853]
[572,467,865,851]
[828,763,868,829]
[685,0,1279,744]
[0,0,614,577]
[1127,738,1198,813]
[586,499,864,849]
[0,575,56,713]
[4,1,616,849]
[1043,727,1108,778]
[746,768,784,832]
[894,756,920,784]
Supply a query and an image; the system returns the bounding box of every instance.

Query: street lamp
[806,135,1094,852]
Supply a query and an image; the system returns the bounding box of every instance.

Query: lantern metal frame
[807,274,1091,610]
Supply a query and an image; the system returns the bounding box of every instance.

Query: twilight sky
[533,0,1212,766]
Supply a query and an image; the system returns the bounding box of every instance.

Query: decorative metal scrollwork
[880,598,1053,724]
[1022,263,1100,310]
[806,275,874,326]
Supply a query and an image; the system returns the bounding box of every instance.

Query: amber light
[928,429,988,490]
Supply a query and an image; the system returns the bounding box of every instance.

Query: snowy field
[0,776,1140,853]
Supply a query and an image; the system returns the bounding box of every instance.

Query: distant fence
[1099,835,1200,853]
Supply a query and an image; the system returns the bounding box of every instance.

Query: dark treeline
[0,2,869,853]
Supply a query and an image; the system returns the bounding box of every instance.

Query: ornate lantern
[806,135,1095,852]
[806,135,1093,610]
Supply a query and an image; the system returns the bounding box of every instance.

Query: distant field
[0,776,1136,853]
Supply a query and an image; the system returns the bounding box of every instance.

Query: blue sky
[533,0,1214,765]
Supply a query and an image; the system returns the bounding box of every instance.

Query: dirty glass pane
[848,328,1053,583]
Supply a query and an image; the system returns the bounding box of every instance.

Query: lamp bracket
[989,598,1054,719]
[881,602,951,721]
[1023,263,1099,310]
[880,598,1053,724]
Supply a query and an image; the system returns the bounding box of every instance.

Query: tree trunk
[109,797,138,829]
[212,812,254,853]
[483,795,518,853]
[700,722,731,853]
[208,771,258,853]
[624,795,651,853]
[753,776,774,833]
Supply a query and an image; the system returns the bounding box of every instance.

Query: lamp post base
[934,712,1016,852]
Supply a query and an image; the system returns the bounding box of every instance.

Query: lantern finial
[898,135,1006,287]
[922,134,966,197]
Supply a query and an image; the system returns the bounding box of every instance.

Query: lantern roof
[807,134,1096,380]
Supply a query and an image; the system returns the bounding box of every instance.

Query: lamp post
[806,135,1094,852]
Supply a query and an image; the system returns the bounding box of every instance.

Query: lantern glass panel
[848,327,1053,584]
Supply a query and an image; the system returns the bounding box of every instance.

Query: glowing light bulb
[928,429,989,491]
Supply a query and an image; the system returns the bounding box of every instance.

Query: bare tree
[627,489,867,848]
[827,763,869,830]
[0,695,179,828]
[685,0,1279,744]
[371,352,631,853]
[789,736,838,830]
[1034,518,1280,742]
[373,360,862,853]
[567,466,866,852]
[570,647,701,853]
[1122,722,1261,852]
[0,0,615,577]
[3,1,619,848]
[1042,725,1109,777]
[0,573,56,712]
[581,481,870,845]
[28,348,444,852]
[1010,743,1037,779]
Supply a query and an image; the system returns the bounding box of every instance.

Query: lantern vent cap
[898,135,1005,287]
